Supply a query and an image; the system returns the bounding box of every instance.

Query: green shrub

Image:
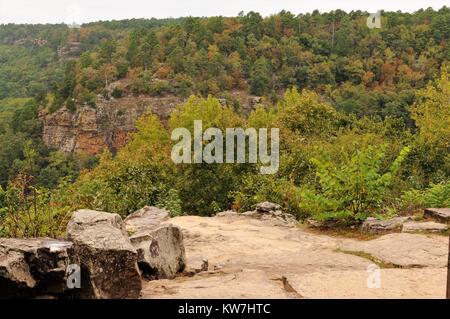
[230,174,306,219]
[111,86,124,98]
[0,176,71,238]
[156,188,183,216]
[300,145,411,222]
[401,182,450,209]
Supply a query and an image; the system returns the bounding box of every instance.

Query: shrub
[0,175,71,238]
[156,188,183,216]
[300,144,411,222]
[230,174,306,219]
[401,182,450,210]
[111,86,124,98]
[69,115,175,217]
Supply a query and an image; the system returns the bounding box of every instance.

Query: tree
[279,87,337,137]
[249,57,272,95]
[411,66,450,149]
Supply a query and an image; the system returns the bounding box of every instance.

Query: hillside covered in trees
[0,8,449,237]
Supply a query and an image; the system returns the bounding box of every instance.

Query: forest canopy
[0,8,449,237]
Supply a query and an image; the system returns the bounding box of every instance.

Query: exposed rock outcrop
[124,207,186,280]
[215,202,297,227]
[142,214,449,298]
[40,89,264,155]
[255,201,281,212]
[1,207,190,299]
[40,95,181,155]
[361,216,412,233]
[424,208,450,223]
[124,206,170,235]
[0,238,74,299]
[67,210,142,299]
[339,233,448,268]
[241,203,297,227]
[402,221,448,233]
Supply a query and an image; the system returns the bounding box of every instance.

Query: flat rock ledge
[402,221,448,234]
[339,233,448,268]
[423,208,450,223]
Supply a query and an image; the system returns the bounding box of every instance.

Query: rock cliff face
[40,90,263,155]
[40,95,181,155]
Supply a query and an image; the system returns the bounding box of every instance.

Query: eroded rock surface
[402,221,448,233]
[142,213,449,299]
[124,207,186,279]
[424,208,450,223]
[67,210,142,299]
[124,206,170,235]
[40,95,181,155]
[0,238,73,298]
[361,216,412,233]
[256,202,281,212]
[216,203,297,227]
[40,89,263,155]
[339,233,448,268]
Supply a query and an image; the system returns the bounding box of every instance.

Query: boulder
[124,207,185,279]
[0,238,73,299]
[240,203,297,227]
[423,208,450,223]
[402,221,448,233]
[361,216,412,233]
[129,225,185,279]
[256,202,281,213]
[124,206,170,235]
[67,210,142,299]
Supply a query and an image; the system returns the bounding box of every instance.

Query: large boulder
[0,238,74,299]
[361,216,412,233]
[124,207,185,279]
[124,206,170,235]
[423,208,450,223]
[67,210,142,299]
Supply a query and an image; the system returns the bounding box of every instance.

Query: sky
[0,0,448,24]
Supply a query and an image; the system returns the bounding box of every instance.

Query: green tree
[300,145,411,222]
[249,57,272,95]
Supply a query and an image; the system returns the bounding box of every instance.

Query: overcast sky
[0,0,448,24]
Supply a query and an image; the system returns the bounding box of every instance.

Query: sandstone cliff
[40,95,181,155]
[40,90,263,155]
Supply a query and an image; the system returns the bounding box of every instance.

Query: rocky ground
[142,212,449,299]
[1,205,448,299]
